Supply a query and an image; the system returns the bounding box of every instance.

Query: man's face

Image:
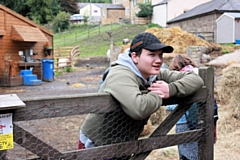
[131,48,163,79]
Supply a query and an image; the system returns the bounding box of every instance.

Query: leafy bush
[222,49,230,54]
[121,18,131,24]
[53,11,71,33]
[136,3,153,18]
[65,66,74,72]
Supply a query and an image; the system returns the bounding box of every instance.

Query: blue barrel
[42,59,54,81]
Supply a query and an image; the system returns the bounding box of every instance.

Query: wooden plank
[18,62,42,67]
[14,124,63,159]
[13,93,120,121]
[12,87,206,121]
[61,130,203,159]
[0,94,25,110]
[54,56,69,59]
[198,67,214,160]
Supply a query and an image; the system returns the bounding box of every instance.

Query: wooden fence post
[198,67,214,160]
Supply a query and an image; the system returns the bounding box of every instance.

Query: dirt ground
[1,51,240,159]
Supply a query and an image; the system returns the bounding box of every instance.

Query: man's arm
[156,69,204,98]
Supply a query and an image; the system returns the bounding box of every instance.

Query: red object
[0,125,6,129]
[214,125,217,144]
[45,42,50,47]
[78,140,85,149]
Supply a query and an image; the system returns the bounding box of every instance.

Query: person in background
[78,32,204,159]
[167,54,219,160]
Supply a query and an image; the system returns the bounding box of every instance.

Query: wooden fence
[189,31,214,43]
[0,67,214,160]
[54,46,80,71]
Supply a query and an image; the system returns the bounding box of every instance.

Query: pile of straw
[218,63,240,120]
[145,27,221,54]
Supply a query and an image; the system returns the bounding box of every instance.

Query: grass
[54,24,148,57]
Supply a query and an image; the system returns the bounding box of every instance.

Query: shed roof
[225,12,240,18]
[0,4,52,36]
[168,0,240,24]
[216,12,240,22]
[153,0,168,6]
[11,25,48,42]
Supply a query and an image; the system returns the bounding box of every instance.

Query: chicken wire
[1,95,213,160]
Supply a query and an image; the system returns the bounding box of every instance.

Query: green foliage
[54,71,63,76]
[26,0,54,24]
[148,23,162,28]
[65,66,74,72]
[59,0,78,14]
[0,0,77,25]
[0,0,30,17]
[76,0,112,2]
[121,18,131,24]
[222,49,230,54]
[52,11,71,33]
[220,43,235,47]
[136,3,153,18]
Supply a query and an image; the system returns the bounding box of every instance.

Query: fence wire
[1,93,214,160]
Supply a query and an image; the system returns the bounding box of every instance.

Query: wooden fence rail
[54,46,80,72]
[0,67,214,160]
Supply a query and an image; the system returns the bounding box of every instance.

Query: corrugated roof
[11,25,48,42]
[168,0,240,23]
[77,3,124,10]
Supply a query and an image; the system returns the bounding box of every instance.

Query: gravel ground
[0,57,108,99]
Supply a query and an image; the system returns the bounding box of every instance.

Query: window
[133,0,137,7]
[125,8,129,15]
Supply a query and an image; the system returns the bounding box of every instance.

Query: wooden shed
[216,12,240,44]
[0,4,54,87]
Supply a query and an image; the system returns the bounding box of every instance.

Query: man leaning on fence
[78,32,204,159]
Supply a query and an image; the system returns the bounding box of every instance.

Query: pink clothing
[179,65,195,73]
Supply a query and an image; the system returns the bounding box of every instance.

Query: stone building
[167,0,240,43]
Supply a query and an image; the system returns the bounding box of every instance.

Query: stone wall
[168,13,222,43]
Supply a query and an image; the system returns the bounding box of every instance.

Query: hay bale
[145,26,221,54]
[139,119,152,136]
[218,64,240,119]
[149,107,167,125]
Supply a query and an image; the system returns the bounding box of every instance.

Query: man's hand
[148,81,170,99]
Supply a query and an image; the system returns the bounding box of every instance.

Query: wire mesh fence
[0,67,215,160]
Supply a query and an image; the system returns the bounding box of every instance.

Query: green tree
[0,0,30,17]
[59,0,78,14]
[51,0,62,16]
[52,11,71,33]
[26,0,54,24]
[136,3,153,18]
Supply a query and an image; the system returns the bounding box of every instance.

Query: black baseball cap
[130,32,174,53]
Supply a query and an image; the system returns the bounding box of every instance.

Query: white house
[78,3,125,24]
[78,3,103,23]
[151,0,211,27]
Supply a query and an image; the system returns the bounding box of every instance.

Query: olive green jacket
[81,64,204,146]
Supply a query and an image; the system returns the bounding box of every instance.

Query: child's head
[170,54,197,71]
